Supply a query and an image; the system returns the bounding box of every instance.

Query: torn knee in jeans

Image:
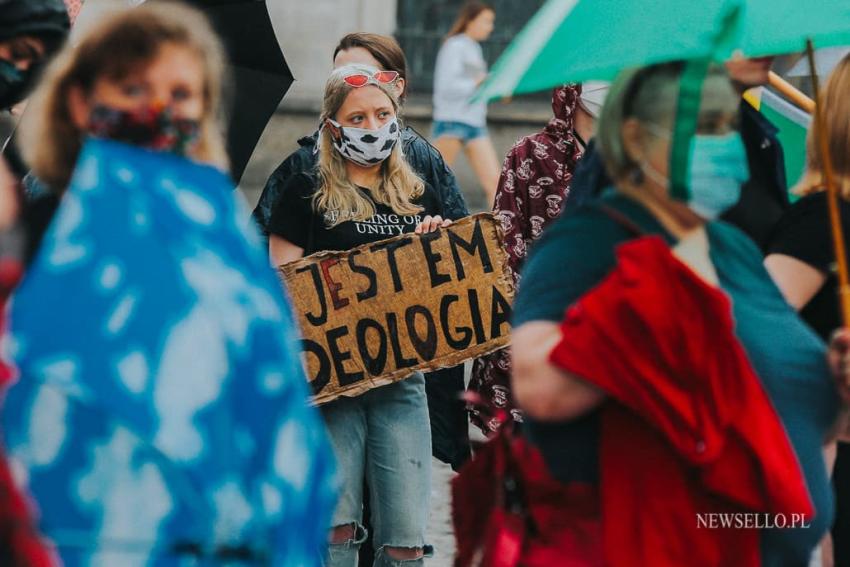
[378,544,434,562]
[384,546,423,560]
[328,522,367,546]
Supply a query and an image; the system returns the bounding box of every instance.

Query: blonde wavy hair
[19,1,229,192]
[796,53,850,198]
[316,64,424,225]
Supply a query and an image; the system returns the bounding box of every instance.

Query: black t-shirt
[766,191,850,341]
[267,172,443,254]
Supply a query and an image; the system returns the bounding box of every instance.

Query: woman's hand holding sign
[415,215,453,234]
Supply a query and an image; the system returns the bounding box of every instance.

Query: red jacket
[549,236,813,567]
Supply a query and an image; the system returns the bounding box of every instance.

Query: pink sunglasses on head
[342,70,400,88]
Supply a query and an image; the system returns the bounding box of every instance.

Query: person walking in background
[268,63,451,567]
[764,52,850,567]
[432,1,501,208]
[468,82,607,434]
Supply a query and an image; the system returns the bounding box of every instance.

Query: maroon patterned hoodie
[470,85,585,434]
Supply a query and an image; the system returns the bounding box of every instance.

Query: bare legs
[432,136,463,167]
[465,137,500,208]
[433,135,500,209]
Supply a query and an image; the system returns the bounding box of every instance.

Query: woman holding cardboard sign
[268,63,451,567]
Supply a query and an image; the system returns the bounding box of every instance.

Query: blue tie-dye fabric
[1,139,338,566]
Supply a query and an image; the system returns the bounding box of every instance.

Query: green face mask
[641,123,750,219]
[685,132,750,219]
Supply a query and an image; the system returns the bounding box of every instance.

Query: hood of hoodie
[545,84,581,139]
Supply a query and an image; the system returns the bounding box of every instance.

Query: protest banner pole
[807,39,850,327]
[768,71,814,113]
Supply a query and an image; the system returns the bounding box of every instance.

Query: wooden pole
[807,39,850,327]
[768,71,814,113]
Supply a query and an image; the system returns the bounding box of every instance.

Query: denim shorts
[431,120,488,142]
[322,372,432,567]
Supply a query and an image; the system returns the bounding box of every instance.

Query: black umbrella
[179,0,294,183]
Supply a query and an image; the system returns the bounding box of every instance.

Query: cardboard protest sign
[280,213,514,404]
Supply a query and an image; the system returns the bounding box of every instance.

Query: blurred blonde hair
[19,1,229,192]
[796,54,850,198]
[316,64,424,225]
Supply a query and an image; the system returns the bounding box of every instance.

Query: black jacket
[721,100,789,250]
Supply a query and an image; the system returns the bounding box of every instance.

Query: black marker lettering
[448,219,493,280]
[419,231,451,288]
[370,237,413,292]
[356,318,388,376]
[302,338,331,395]
[327,326,364,387]
[405,305,438,361]
[440,295,473,350]
[348,250,378,301]
[295,263,327,326]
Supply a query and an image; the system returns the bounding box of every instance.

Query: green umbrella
[478,0,850,100]
[482,0,850,325]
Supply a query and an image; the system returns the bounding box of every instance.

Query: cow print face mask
[326,117,400,167]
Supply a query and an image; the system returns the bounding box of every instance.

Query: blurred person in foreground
[510,61,844,566]
[765,52,850,567]
[4,3,336,564]
[565,56,790,253]
[17,0,233,259]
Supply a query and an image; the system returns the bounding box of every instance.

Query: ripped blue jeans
[322,372,432,567]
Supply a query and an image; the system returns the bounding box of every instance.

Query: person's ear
[67,84,91,130]
[621,117,646,164]
[394,77,406,100]
[325,119,341,140]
